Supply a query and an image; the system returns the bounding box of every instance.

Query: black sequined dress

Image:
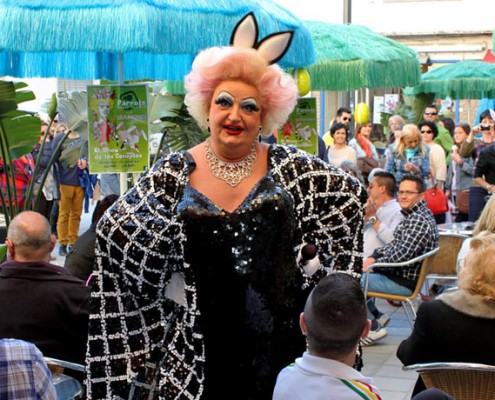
[177,175,308,399]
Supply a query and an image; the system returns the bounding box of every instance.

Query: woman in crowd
[349,122,380,185]
[385,114,406,161]
[418,120,447,223]
[459,109,495,221]
[445,122,474,223]
[326,122,357,167]
[85,14,366,400]
[386,123,430,187]
[398,231,495,396]
[439,116,455,138]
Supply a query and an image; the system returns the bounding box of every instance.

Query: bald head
[6,211,54,261]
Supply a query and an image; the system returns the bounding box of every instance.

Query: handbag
[424,187,449,214]
[455,189,469,214]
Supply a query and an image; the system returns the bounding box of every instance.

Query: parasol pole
[118,53,128,195]
[468,98,471,125]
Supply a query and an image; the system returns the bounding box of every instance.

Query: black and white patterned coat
[85,145,367,399]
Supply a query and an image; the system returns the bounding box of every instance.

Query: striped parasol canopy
[404,60,495,100]
[0,0,315,81]
[301,20,421,91]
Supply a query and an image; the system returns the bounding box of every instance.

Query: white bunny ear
[230,12,258,48]
[490,109,495,122]
[256,31,294,65]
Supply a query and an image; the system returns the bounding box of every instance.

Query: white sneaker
[361,326,388,347]
[376,313,391,327]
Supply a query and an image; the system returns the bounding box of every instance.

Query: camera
[480,124,491,131]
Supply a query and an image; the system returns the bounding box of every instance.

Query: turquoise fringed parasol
[0,0,315,81]
[300,20,421,91]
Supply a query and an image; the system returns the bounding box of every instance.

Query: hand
[365,198,377,220]
[452,152,463,164]
[363,257,376,272]
[77,159,87,169]
[405,162,418,173]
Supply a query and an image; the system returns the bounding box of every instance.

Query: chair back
[363,247,439,327]
[427,232,468,278]
[403,362,495,400]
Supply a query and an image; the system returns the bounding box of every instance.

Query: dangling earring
[207,118,210,133]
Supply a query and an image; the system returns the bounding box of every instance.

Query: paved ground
[51,203,420,398]
[362,299,419,400]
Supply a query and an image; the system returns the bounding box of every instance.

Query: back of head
[303,273,366,358]
[460,231,495,302]
[91,194,119,225]
[474,195,495,235]
[7,211,52,261]
[340,160,364,184]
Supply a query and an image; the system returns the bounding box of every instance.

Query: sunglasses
[342,117,351,121]
[421,129,433,134]
[424,112,438,116]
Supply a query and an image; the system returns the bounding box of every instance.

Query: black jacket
[0,260,90,364]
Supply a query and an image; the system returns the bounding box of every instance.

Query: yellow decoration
[354,102,370,124]
[295,68,311,96]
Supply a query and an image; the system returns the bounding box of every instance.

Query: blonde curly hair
[459,231,495,302]
[184,46,297,136]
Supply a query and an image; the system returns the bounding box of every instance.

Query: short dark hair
[373,171,397,197]
[304,273,366,358]
[330,122,348,139]
[336,107,352,117]
[480,109,494,121]
[418,120,438,138]
[425,104,438,112]
[92,194,119,225]
[400,173,425,193]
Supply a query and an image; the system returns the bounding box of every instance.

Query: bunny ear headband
[230,12,294,65]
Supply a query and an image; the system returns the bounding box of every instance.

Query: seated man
[364,170,403,259]
[0,211,90,365]
[273,273,382,399]
[362,174,438,345]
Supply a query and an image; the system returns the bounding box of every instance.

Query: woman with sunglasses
[418,120,447,223]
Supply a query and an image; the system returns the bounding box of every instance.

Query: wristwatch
[486,184,493,192]
[369,216,378,225]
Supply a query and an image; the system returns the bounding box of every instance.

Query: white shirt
[364,199,404,258]
[273,352,382,400]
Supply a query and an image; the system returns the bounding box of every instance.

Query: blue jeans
[468,186,489,222]
[100,173,121,197]
[362,272,412,321]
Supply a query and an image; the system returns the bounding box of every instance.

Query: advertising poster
[277,97,318,157]
[87,84,149,174]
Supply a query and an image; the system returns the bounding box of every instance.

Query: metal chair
[45,357,85,400]
[403,362,495,400]
[363,247,439,328]
[424,232,468,290]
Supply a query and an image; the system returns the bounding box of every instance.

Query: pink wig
[184,46,297,135]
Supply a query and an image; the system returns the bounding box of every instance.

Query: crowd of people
[1,12,494,400]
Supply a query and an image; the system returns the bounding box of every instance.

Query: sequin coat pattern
[85,145,366,399]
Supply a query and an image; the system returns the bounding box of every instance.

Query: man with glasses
[423,105,454,163]
[322,107,352,146]
[360,174,438,346]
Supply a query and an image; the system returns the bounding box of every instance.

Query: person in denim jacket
[386,124,430,188]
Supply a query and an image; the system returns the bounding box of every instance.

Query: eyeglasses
[398,190,420,196]
[423,112,438,116]
[421,130,433,134]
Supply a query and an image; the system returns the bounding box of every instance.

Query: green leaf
[57,91,88,139]
[0,81,18,114]
[0,244,6,261]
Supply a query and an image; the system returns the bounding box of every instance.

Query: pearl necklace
[205,139,257,187]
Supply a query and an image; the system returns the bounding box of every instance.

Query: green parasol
[404,60,495,99]
[301,21,421,91]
